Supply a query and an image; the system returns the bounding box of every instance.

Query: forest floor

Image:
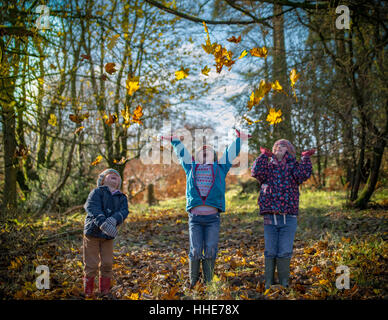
[1,185,387,300]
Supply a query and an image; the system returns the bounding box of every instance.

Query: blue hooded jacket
[171,137,242,213]
[83,186,129,239]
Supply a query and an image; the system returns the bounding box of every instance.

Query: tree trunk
[272,3,292,140]
[353,137,386,209]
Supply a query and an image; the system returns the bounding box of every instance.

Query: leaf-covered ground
[1,186,387,300]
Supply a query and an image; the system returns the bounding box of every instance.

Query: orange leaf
[227,35,241,43]
[105,62,117,75]
[105,114,117,126]
[91,155,103,166]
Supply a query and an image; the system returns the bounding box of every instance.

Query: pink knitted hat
[272,139,296,158]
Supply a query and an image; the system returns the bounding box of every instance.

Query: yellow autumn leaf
[213,275,220,282]
[202,21,217,54]
[201,65,210,76]
[247,79,272,110]
[290,68,300,88]
[128,292,139,300]
[250,46,268,58]
[271,80,283,92]
[238,50,248,59]
[91,155,103,166]
[175,67,189,80]
[266,108,282,125]
[126,77,140,96]
[48,113,57,126]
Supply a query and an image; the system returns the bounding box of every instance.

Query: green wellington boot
[189,259,201,288]
[202,258,215,284]
[276,257,291,287]
[264,257,276,289]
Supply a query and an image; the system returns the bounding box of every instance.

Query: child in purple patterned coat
[251,139,315,289]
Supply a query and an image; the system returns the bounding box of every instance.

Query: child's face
[103,173,120,190]
[197,149,215,164]
[274,143,288,159]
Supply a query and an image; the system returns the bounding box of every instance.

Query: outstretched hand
[260,147,273,157]
[235,129,252,140]
[301,149,316,157]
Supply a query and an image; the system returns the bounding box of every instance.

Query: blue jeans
[263,214,297,258]
[188,212,220,260]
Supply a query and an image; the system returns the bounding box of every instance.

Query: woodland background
[0,0,387,299]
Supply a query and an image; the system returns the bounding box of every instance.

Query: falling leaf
[227,35,241,43]
[247,79,272,110]
[238,50,248,60]
[80,54,90,61]
[202,21,217,54]
[132,105,143,125]
[105,62,117,75]
[126,76,140,96]
[175,67,189,80]
[48,113,57,126]
[105,113,117,126]
[201,66,210,76]
[74,126,84,135]
[250,46,268,58]
[101,74,108,81]
[214,44,235,73]
[266,108,282,125]
[107,34,120,50]
[271,80,283,92]
[91,155,103,166]
[290,68,300,88]
[69,112,89,124]
[290,68,300,102]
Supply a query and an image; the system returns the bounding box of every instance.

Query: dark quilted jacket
[251,152,312,215]
[83,186,129,239]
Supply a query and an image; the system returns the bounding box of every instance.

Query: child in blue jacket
[83,168,129,297]
[162,130,250,288]
[251,139,315,289]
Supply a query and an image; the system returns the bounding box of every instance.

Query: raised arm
[218,130,250,172]
[292,149,314,184]
[163,136,193,173]
[251,147,273,183]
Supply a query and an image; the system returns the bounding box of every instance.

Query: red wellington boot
[99,277,111,295]
[83,277,95,298]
